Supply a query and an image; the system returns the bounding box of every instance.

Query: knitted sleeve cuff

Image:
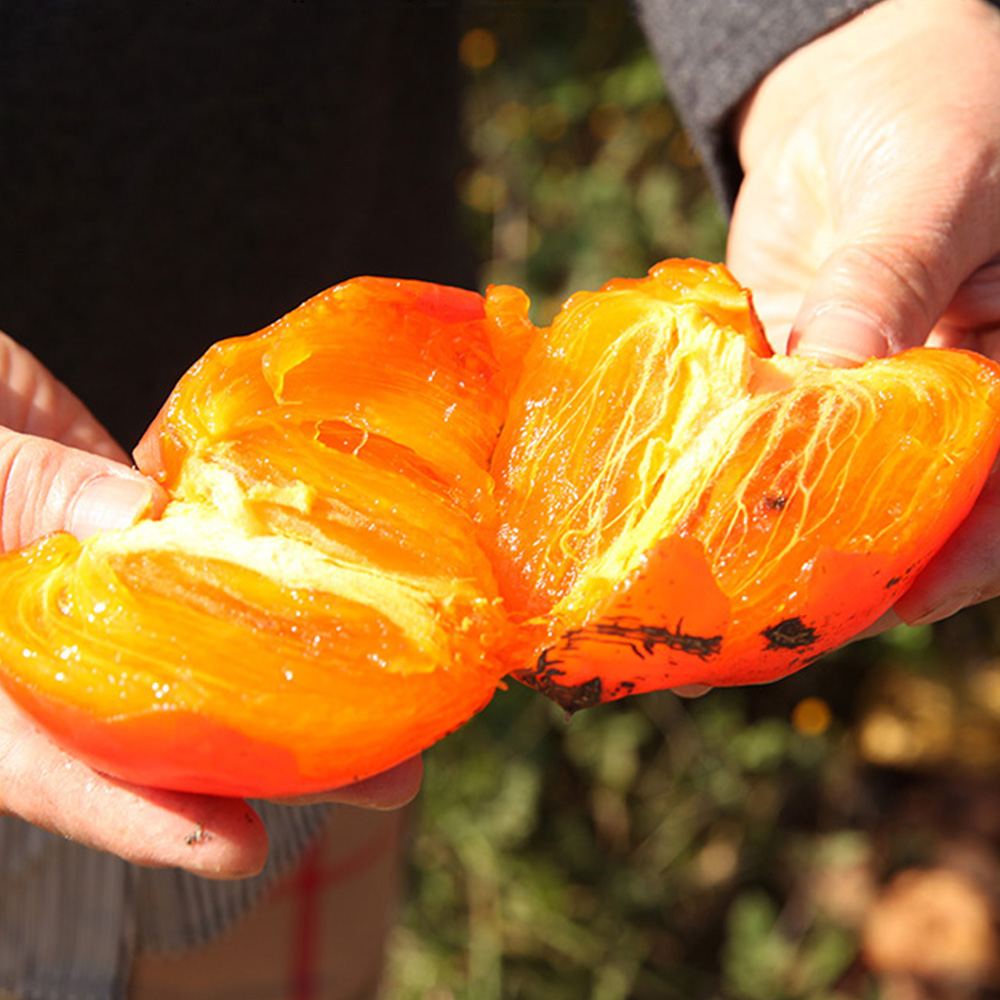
[634,0,882,211]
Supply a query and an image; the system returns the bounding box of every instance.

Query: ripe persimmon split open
[0,260,998,797]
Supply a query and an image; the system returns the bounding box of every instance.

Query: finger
[0,330,128,461]
[789,152,1000,365]
[894,467,1000,626]
[939,256,1000,333]
[925,256,1000,356]
[277,756,424,810]
[849,607,904,643]
[672,684,712,698]
[789,229,986,367]
[0,695,268,878]
[0,428,165,550]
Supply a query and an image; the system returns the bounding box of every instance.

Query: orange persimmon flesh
[0,278,513,797]
[491,262,1000,707]
[0,260,998,796]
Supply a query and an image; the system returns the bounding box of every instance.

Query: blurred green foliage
[454,0,725,322]
[385,669,871,1000]
[382,4,1000,999]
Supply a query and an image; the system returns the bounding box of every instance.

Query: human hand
[0,330,420,877]
[726,0,1000,632]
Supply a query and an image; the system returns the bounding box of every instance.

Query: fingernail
[672,684,712,698]
[789,309,890,368]
[69,475,155,540]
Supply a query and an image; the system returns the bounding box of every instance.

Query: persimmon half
[490,261,1000,707]
[0,260,998,796]
[0,278,515,797]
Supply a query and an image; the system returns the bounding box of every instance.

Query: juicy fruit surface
[1,259,1000,792]
[0,278,513,797]
[491,261,1000,707]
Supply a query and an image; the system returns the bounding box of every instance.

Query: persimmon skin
[490,261,1000,710]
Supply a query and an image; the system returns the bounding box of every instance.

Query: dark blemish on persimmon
[761,617,818,650]
[885,565,917,590]
[558,617,722,661]
[520,657,604,712]
[519,620,722,710]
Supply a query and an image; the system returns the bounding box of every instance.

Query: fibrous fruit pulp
[0,260,997,796]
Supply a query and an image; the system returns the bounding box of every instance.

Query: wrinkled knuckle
[0,434,58,550]
[832,241,945,346]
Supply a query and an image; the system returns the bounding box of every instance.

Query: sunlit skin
[2,262,1000,789]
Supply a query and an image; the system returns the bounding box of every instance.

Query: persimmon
[0,260,998,795]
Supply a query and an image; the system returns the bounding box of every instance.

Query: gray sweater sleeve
[634,0,881,210]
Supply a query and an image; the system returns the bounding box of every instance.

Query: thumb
[0,427,161,551]
[788,235,967,367]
